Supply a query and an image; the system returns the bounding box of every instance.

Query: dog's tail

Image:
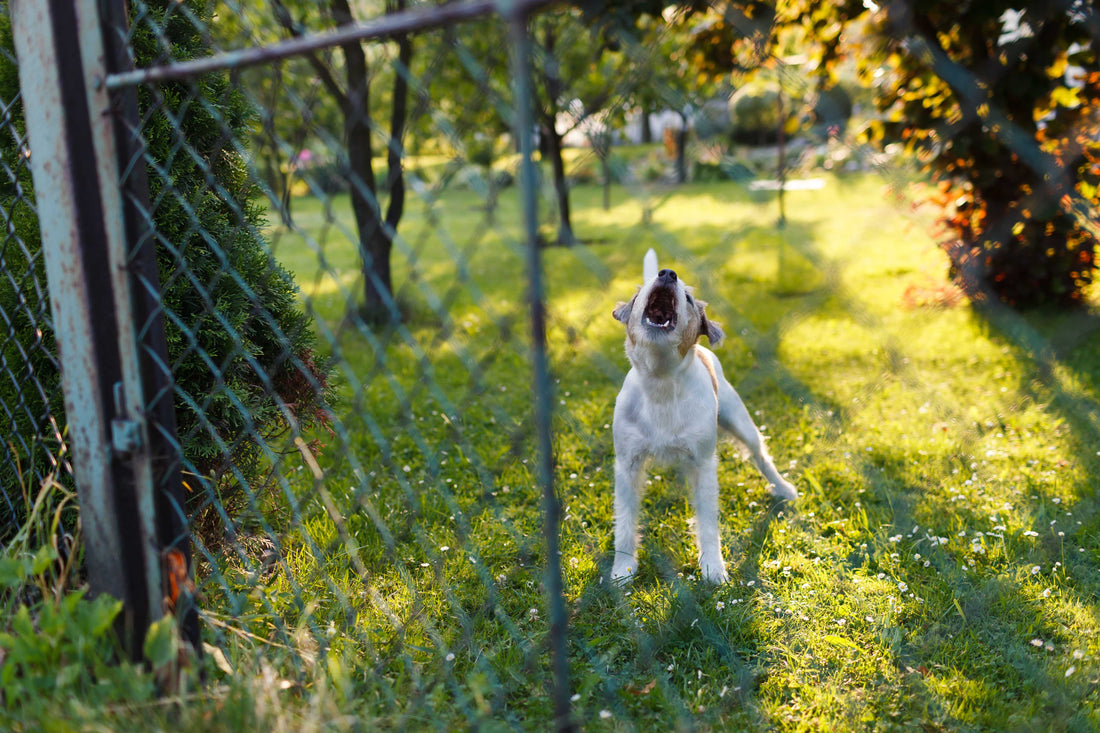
[643,248,659,282]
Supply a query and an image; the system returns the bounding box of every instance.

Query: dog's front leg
[689,456,730,584]
[611,454,645,583]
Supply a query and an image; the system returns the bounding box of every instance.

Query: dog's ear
[696,300,725,346]
[613,293,637,324]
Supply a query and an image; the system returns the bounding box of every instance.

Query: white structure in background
[620,109,687,145]
[560,105,727,148]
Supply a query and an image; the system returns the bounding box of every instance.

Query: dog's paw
[610,558,637,584]
[769,478,798,501]
[700,561,729,584]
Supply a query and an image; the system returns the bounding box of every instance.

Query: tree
[530,10,609,245]
[437,7,629,245]
[784,0,1100,308]
[257,0,413,324]
[210,5,342,223]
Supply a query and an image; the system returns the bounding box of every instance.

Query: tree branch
[271,0,350,115]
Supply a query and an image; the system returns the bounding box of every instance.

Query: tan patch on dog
[677,309,702,358]
[695,345,720,395]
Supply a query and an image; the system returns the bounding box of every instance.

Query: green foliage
[131,1,330,491]
[728,79,791,145]
[791,0,1100,308]
[0,469,147,717]
[807,82,853,136]
[0,0,332,534]
[0,591,132,706]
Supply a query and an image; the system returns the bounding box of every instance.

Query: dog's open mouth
[643,286,677,331]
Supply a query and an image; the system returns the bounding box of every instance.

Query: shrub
[133,0,332,496]
[931,137,1099,308]
[852,3,1100,308]
[807,83,853,137]
[728,79,796,146]
[0,0,331,535]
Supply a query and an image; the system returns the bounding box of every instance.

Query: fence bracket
[111,383,143,456]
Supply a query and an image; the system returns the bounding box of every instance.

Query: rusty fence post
[9,0,190,661]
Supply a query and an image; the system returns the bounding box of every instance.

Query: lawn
[4,170,1100,731]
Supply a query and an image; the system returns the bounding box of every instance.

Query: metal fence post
[9,0,174,660]
[506,5,575,731]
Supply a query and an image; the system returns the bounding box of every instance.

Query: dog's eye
[686,294,694,305]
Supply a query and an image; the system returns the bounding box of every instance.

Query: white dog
[610,250,797,584]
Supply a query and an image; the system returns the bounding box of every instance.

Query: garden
[4,165,1100,730]
[1,1,1100,731]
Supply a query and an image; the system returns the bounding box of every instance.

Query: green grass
[5,171,1100,731]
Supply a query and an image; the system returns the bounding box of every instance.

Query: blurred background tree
[784,0,1100,308]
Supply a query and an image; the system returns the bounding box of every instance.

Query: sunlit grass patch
[7,171,1100,730]
[231,173,1100,727]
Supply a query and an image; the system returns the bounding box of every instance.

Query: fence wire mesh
[0,36,73,540]
[4,0,1100,729]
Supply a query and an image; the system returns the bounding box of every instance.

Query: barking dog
[610,250,797,584]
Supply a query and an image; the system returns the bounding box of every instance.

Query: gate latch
[111,382,143,456]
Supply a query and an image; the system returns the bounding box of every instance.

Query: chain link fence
[3,0,1100,729]
[0,22,75,554]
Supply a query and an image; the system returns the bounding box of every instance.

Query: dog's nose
[657,269,677,284]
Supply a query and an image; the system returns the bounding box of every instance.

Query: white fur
[610,254,797,584]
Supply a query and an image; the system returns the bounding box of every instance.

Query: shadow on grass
[562,481,789,728]
[636,206,1100,727]
[763,229,1100,726]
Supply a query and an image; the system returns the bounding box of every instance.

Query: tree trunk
[675,111,688,184]
[544,122,574,245]
[601,154,610,210]
[329,0,393,324]
[776,90,786,228]
[640,103,653,144]
[538,21,574,246]
[385,1,411,236]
